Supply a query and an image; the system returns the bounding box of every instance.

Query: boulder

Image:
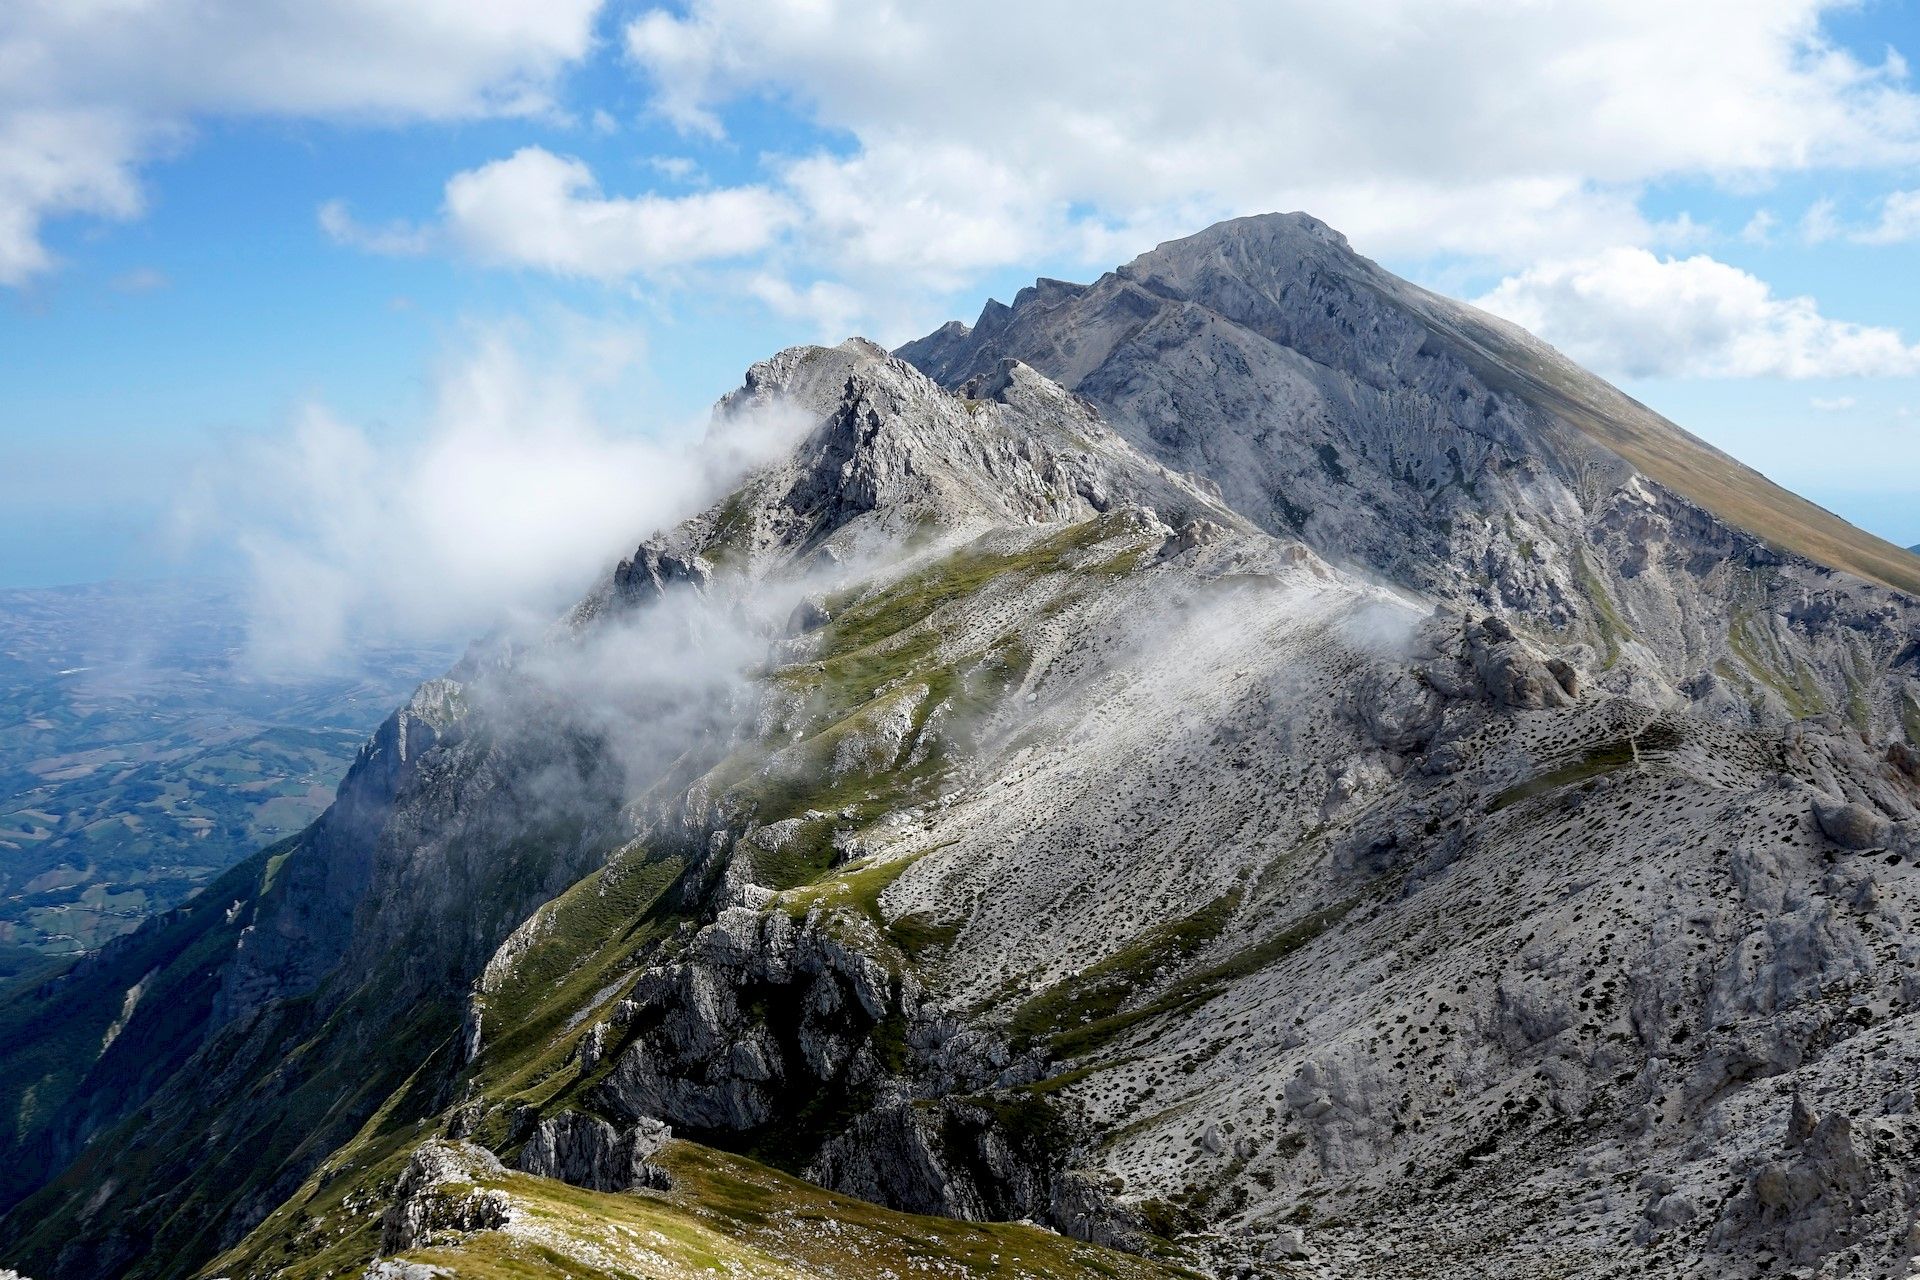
[1813,797,1890,850]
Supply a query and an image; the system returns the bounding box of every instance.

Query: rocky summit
[5,214,1920,1280]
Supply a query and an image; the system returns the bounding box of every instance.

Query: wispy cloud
[169,314,811,673]
[110,266,169,293]
[318,200,434,256]
[1851,189,1920,245]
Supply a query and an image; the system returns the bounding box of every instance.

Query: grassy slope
[209,514,1184,1280]
[236,1141,1195,1280]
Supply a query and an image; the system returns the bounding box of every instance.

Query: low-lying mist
[170,320,812,678]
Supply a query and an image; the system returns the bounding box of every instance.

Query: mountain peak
[901,212,1920,602]
[1137,209,1354,261]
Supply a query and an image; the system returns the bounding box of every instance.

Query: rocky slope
[901,214,1920,754]
[4,218,1920,1280]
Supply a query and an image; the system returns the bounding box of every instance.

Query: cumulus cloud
[0,0,604,284]
[0,108,151,284]
[623,0,1920,279]
[1853,189,1920,244]
[1475,248,1920,379]
[318,199,434,256]
[442,147,792,278]
[267,0,1920,359]
[171,318,810,673]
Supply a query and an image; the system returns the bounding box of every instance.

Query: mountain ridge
[902,211,1920,599]
[4,215,1920,1280]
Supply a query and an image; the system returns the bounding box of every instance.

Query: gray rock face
[1463,614,1578,709]
[379,1141,510,1255]
[515,1112,670,1193]
[589,906,909,1134]
[1813,795,1892,849]
[901,213,1920,741]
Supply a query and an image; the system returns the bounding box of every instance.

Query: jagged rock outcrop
[515,1111,671,1192]
[380,1141,511,1254]
[590,906,909,1132]
[1463,614,1579,709]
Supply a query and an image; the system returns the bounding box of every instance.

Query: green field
[0,579,453,954]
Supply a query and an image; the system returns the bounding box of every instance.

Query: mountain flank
[3,217,1920,1280]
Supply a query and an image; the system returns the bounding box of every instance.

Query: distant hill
[0,579,453,954]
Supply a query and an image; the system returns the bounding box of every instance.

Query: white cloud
[1854,189,1920,244]
[171,316,810,672]
[648,156,701,182]
[302,0,1920,355]
[318,199,434,256]
[441,147,792,278]
[1475,247,1920,379]
[1811,395,1857,411]
[743,272,864,339]
[1740,209,1779,244]
[776,140,1071,288]
[0,0,605,284]
[1801,196,1843,244]
[624,0,1920,282]
[0,108,151,284]
[110,266,169,293]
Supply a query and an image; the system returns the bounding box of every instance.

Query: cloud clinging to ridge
[170,317,809,673]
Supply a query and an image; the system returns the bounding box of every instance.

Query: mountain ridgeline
[4,215,1920,1280]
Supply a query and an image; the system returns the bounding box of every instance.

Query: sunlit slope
[1410,282,1920,597]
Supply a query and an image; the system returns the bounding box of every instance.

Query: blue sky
[3,1,1920,641]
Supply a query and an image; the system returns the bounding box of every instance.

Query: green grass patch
[780,849,929,925]
[1489,721,1682,812]
[1011,893,1241,1045]
[466,850,687,1108]
[1010,898,1354,1062]
[1490,741,1636,812]
[376,1140,1202,1280]
[887,911,964,961]
[1573,552,1630,669]
[703,487,760,572]
[1052,901,1354,1059]
[1727,610,1827,719]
